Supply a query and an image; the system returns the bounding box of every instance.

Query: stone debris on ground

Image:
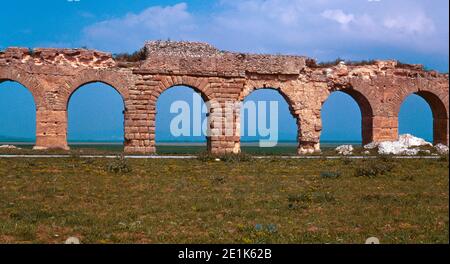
[335,145,354,155]
[0,145,20,149]
[435,143,449,155]
[364,134,435,156]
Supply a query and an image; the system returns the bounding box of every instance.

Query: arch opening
[399,91,448,145]
[155,85,210,154]
[0,80,36,147]
[321,89,374,147]
[240,88,298,155]
[67,82,125,152]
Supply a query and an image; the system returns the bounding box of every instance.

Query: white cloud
[79,0,448,68]
[383,13,435,35]
[81,3,195,52]
[321,9,355,25]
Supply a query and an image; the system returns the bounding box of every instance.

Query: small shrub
[106,156,132,174]
[342,158,353,165]
[361,194,399,203]
[437,155,449,169]
[220,152,253,163]
[378,155,394,163]
[114,47,147,62]
[438,155,448,162]
[210,175,226,184]
[354,161,395,178]
[346,60,377,66]
[197,151,215,162]
[312,192,336,203]
[307,58,377,68]
[417,150,431,156]
[82,158,95,165]
[288,194,311,203]
[318,58,343,67]
[197,152,253,163]
[320,171,341,179]
[305,58,318,68]
[287,192,335,210]
[396,61,428,71]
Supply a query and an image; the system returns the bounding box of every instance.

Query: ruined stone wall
[0,41,448,154]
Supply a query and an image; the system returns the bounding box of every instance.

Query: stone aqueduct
[0,41,448,154]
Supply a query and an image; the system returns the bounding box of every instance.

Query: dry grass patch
[0,158,448,244]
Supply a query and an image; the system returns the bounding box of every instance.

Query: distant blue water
[1,138,361,150]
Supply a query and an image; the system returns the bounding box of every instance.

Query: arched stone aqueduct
[0,41,448,154]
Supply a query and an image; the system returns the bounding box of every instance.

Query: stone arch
[65,70,131,110]
[239,80,299,131]
[237,79,301,153]
[324,86,374,145]
[391,78,448,115]
[388,77,449,145]
[239,80,298,115]
[149,76,215,120]
[151,75,214,103]
[0,67,43,108]
[67,82,126,146]
[150,75,215,152]
[62,70,132,150]
[0,72,38,143]
[396,89,448,145]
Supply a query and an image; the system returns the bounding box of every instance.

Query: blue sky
[0,0,447,143]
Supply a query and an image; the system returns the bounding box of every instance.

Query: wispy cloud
[321,9,355,26]
[81,3,195,52]
[383,13,435,35]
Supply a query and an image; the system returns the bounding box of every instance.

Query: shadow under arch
[155,85,211,154]
[399,91,448,145]
[0,80,37,144]
[324,88,374,145]
[67,81,126,148]
[239,87,298,154]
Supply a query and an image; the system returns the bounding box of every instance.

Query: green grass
[0,157,448,244]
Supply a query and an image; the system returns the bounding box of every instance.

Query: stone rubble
[0,145,20,149]
[364,134,433,156]
[397,134,432,148]
[435,143,449,155]
[335,145,354,155]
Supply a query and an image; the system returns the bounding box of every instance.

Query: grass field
[0,155,448,244]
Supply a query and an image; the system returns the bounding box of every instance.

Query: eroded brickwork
[0,41,448,154]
